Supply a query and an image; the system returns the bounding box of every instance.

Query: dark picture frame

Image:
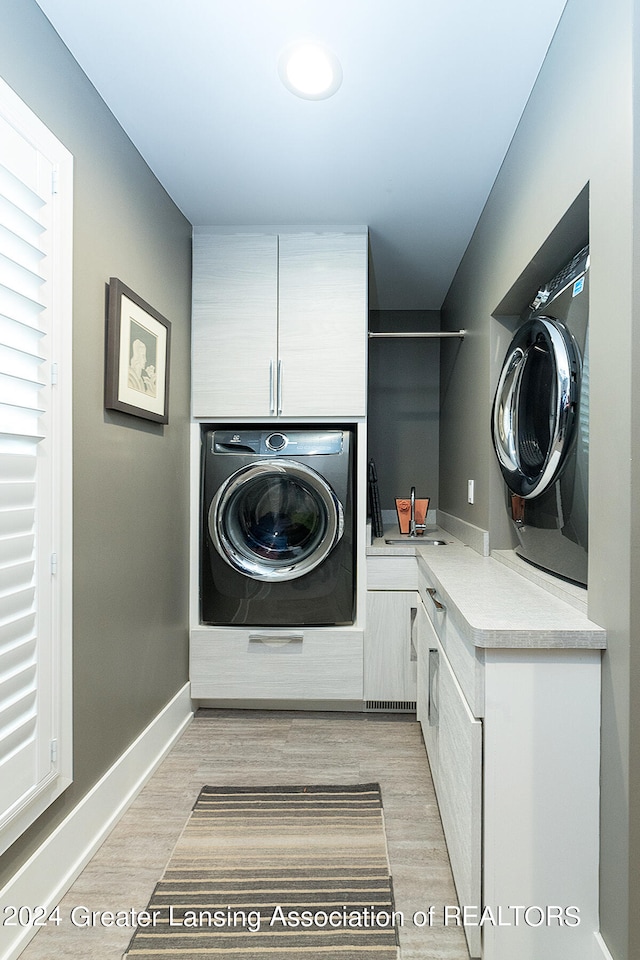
[105,278,171,423]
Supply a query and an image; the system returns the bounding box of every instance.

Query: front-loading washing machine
[200,426,355,626]
[491,245,589,586]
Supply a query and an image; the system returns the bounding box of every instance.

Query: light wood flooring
[19,709,471,959]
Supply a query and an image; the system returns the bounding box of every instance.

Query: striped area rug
[124,783,399,958]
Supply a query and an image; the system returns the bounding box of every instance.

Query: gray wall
[368,310,440,515]
[439,0,638,956]
[0,0,192,886]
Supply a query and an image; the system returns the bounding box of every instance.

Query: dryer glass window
[518,335,555,477]
[492,316,578,498]
[226,474,328,565]
[208,458,344,582]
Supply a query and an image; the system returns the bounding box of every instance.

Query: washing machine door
[491,317,580,499]
[208,459,345,582]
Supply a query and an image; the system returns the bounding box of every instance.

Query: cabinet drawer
[415,599,439,771]
[435,640,482,958]
[367,555,418,590]
[418,565,485,717]
[190,627,363,700]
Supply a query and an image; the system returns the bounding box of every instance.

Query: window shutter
[0,81,72,853]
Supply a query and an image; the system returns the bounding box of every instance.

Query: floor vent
[365,700,417,713]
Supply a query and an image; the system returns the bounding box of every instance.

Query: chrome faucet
[409,486,427,537]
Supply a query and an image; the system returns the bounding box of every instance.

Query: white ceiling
[34,0,567,310]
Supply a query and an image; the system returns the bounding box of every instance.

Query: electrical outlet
[467,479,475,504]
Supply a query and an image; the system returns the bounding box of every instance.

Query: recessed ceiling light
[279,42,343,100]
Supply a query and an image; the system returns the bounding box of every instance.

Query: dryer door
[491,317,580,499]
[208,459,344,582]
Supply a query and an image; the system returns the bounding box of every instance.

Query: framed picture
[105,278,171,423]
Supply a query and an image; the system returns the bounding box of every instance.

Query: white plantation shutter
[0,79,72,855]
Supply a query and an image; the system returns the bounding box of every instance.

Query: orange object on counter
[395,497,430,534]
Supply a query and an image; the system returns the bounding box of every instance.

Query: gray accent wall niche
[368,310,440,514]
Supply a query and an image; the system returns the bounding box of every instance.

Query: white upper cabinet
[191,227,368,418]
[192,232,278,418]
[277,232,368,417]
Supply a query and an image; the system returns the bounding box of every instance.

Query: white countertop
[367,524,606,650]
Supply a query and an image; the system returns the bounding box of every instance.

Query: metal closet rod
[368,329,466,339]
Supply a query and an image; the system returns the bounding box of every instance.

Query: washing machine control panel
[212,429,344,456]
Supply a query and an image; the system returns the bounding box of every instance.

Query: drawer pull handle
[427,587,445,611]
[249,633,303,650]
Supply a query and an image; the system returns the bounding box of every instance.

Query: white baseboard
[0,683,194,960]
[593,932,615,960]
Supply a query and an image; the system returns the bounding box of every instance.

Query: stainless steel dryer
[492,245,589,586]
[200,427,355,625]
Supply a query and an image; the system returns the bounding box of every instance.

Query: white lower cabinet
[190,626,363,702]
[364,556,418,705]
[417,597,482,958]
[416,577,602,960]
[364,590,417,703]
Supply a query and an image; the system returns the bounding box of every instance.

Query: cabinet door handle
[428,647,439,725]
[269,360,276,414]
[427,586,445,611]
[277,359,283,414]
[410,606,417,661]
